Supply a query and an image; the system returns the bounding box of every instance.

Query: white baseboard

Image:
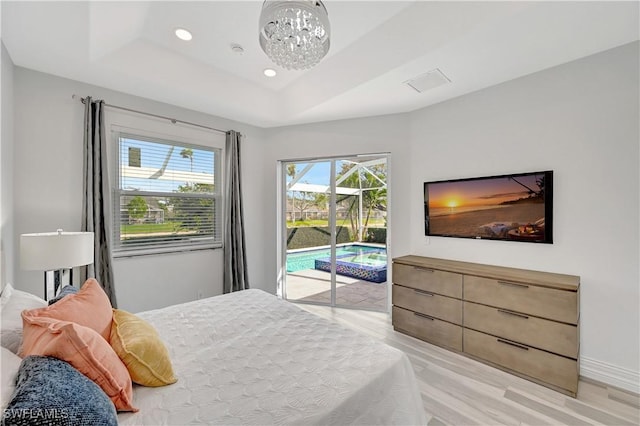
[581,356,639,394]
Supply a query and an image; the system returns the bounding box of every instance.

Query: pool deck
[285,269,388,311]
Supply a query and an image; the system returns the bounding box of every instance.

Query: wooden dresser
[392,255,580,396]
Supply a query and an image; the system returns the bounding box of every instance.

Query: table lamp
[20,229,94,300]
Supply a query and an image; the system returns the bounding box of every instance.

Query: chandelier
[259,0,331,70]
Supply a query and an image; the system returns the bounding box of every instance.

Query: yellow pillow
[110,309,177,387]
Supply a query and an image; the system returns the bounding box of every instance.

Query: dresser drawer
[463,302,578,358]
[393,263,462,298]
[393,306,462,351]
[393,285,462,325]
[464,275,578,324]
[464,328,578,395]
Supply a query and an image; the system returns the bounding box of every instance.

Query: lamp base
[44,268,73,301]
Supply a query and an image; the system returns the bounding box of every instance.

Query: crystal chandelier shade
[259,0,330,70]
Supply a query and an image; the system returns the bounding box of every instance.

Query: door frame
[276,152,391,312]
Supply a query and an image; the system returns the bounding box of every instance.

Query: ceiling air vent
[405,69,451,93]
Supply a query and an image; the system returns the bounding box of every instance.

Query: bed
[120,289,426,425]
[2,285,427,425]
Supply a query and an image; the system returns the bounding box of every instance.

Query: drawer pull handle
[497,309,529,319]
[497,338,529,351]
[414,312,435,321]
[413,266,435,273]
[498,281,529,289]
[414,289,434,297]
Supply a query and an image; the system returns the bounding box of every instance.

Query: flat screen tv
[424,171,553,243]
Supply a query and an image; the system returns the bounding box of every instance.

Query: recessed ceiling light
[263,68,277,77]
[175,28,192,41]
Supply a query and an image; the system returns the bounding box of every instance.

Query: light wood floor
[298,303,640,426]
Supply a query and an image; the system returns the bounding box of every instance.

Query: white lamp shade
[20,231,94,271]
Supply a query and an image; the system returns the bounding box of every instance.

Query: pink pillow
[24,278,112,341]
[20,313,137,412]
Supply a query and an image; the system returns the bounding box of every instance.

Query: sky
[287,159,386,187]
[120,137,215,193]
[286,162,331,185]
[427,174,543,208]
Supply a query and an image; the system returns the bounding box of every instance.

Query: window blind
[114,133,221,253]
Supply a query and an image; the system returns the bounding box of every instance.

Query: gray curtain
[223,130,249,293]
[81,97,117,307]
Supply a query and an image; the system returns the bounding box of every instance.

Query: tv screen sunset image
[424,172,551,243]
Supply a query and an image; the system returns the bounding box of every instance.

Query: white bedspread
[118,289,426,425]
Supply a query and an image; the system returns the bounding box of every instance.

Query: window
[113,133,221,254]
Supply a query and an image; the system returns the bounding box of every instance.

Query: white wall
[1,42,14,289]
[408,42,639,389]
[11,68,267,312]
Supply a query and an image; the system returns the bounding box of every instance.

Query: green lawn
[286,218,386,227]
[121,222,178,234]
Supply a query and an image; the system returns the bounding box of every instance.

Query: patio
[285,268,388,311]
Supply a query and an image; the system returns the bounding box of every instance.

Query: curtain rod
[72,94,228,135]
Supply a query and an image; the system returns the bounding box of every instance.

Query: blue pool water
[287,244,386,273]
[338,253,387,267]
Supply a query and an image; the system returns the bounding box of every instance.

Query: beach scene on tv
[425,172,550,242]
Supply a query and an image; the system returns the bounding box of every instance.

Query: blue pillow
[2,355,118,426]
[47,285,78,306]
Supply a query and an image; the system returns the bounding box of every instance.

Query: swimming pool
[287,244,386,273]
[287,244,387,283]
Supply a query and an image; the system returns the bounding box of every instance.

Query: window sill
[112,243,223,259]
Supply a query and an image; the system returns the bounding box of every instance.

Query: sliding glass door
[278,154,388,311]
[282,159,334,304]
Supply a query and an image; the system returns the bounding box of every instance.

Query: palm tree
[180,148,194,172]
[336,162,387,241]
